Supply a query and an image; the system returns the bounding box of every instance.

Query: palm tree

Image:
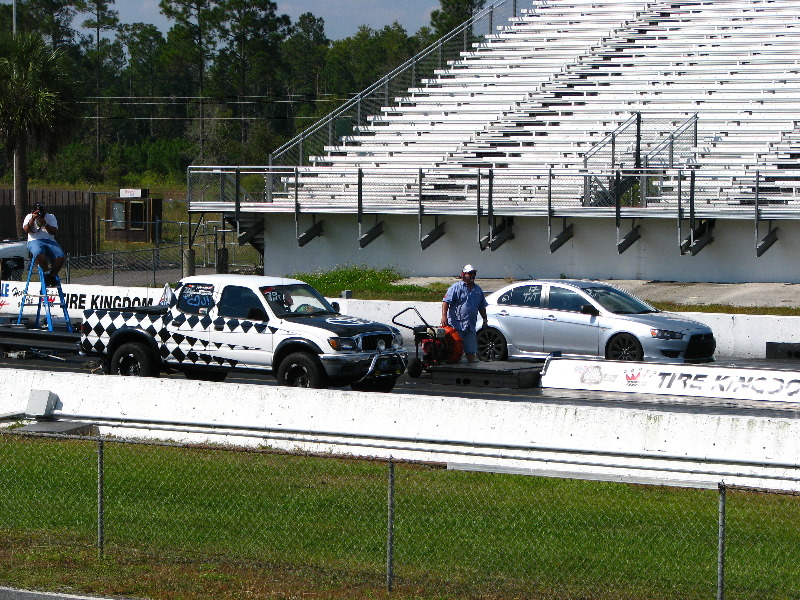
[0,33,80,238]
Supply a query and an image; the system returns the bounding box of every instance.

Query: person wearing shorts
[441,263,488,363]
[22,203,65,287]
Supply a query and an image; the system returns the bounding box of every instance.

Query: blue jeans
[27,239,65,262]
[458,328,477,355]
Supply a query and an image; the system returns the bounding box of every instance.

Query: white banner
[0,281,164,319]
[540,358,800,404]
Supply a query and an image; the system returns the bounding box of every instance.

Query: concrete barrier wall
[2,368,800,491]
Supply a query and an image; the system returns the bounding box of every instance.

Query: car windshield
[583,286,658,314]
[260,283,335,318]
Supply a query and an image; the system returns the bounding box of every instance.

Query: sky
[0,0,440,42]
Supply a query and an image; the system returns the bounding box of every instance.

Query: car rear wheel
[606,333,644,361]
[477,327,509,361]
[110,342,158,377]
[277,352,328,388]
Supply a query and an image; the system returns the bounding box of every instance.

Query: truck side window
[177,283,215,315]
[218,286,267,321]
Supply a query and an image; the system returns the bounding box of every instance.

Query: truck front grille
[359,333,394,351]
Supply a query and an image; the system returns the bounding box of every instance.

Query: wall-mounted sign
[540,357,800,404]
[119,188,148,198]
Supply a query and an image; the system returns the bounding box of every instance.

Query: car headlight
[650,328,684,340]
[392,333,404,349]
[328,337,358,351]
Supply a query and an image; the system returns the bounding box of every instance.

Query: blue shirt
[443,281,488,332]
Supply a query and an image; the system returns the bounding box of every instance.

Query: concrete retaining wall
[2,368,800,492]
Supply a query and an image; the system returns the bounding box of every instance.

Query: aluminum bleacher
[192,0,800,224]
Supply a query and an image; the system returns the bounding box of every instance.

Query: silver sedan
[477,280,715,363]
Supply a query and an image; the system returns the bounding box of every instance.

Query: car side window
[176,283,215,315]
[217,286,268,321]
[498,284,542,307]
[547,287,587,312]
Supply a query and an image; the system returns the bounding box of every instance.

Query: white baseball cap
[462,264,476,273]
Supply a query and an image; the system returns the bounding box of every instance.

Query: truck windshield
[260,284,335,318]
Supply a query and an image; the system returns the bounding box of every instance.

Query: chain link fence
[1,429,799,598]
[60,219,263,288]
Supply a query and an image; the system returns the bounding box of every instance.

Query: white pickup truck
[80,274,407,391]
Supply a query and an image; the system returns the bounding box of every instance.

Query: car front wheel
[606,333,644,361]
[276,352,328,388]
[477,327,509,361]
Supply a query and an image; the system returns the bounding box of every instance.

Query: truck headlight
[392,333,403,349]
[650,328,684,340]
[328,337,357,351]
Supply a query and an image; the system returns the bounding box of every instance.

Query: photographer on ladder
[22,203,64,287]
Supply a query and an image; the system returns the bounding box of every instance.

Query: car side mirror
[580,304,599,316]
[331,301,340,313]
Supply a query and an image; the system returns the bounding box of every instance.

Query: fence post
[97,438,105,560]
[386,459,395,593]
[717,482,726,600]
[111,252,115,286]
[65,254,71,284]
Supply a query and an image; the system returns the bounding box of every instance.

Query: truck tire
[109,342,159,377]
[276,352,328,388]
[350,377,397,393]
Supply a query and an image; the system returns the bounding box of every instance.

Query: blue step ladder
[15,258,73,333]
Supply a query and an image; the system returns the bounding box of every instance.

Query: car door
[207,285,274,369]
[492,284,544,352]
[541,285,600,356]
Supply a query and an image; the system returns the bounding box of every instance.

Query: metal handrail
[269,0,514,165]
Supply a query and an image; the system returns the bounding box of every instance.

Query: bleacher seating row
[280,0,800,210]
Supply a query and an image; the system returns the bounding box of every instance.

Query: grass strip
[1,434,799,599]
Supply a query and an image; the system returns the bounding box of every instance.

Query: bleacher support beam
[549,217,573,254]
[479,217,514,251]
[359,220,384,248]
[238,218,265,247]
[617,223,641,254]
[296,217,324,247]
[680,219,715,256]
[756,224,779,258]
[420,216,446,250]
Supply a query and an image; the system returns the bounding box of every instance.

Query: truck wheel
[109,342,158,377]
[277,352,328,388]
[351,377,397,393]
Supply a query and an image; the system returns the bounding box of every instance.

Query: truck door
[207,285,274,369]
[168,282,215,365]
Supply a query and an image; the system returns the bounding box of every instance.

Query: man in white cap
[441,263,488,362]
